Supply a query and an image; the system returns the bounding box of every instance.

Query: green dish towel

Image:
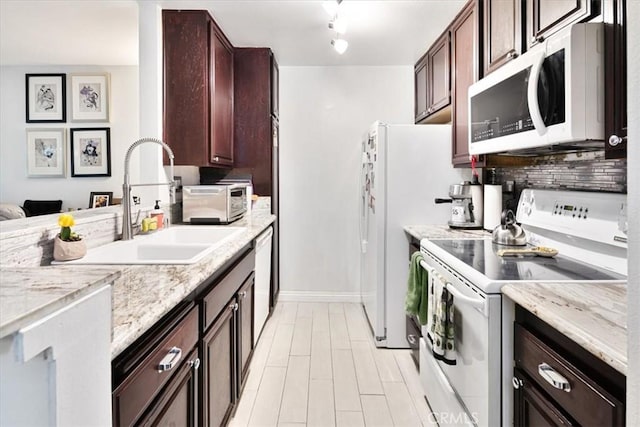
[405,252,429,325]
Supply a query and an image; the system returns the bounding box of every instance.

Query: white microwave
[468,23,604,155]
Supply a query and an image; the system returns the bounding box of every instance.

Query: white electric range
[418,189,627,427]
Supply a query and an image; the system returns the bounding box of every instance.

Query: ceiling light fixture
[331,38,349,54]
[323,0,343,17]
[328,15,348,34]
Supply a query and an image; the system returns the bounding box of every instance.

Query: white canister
[483,184,503,231]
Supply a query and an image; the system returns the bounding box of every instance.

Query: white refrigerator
[359,122,468,348]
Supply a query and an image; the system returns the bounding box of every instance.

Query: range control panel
[553,203,589,219]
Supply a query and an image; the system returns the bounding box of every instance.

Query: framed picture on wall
[70,73,110,122]
[70,127,111,177]
[25,74,66,123]
[26,129,66,177]
[89,191,113,208]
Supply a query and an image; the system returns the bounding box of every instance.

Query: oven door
[420,253,502,427]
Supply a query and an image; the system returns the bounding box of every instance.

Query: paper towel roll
[484,184,503,231]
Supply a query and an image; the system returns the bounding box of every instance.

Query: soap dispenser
[150,200,164,229]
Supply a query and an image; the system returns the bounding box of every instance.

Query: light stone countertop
[0,267,121,338]
[404,224,490,241]
[0,201,275,358]
[502,283,627,375]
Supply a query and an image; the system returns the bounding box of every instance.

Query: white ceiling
[0,0,466,67]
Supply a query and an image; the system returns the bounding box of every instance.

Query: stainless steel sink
[54,226,245,265]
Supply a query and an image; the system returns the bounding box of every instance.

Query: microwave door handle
[527,51,547,136]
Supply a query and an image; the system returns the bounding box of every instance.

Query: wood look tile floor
[229,302,431,427]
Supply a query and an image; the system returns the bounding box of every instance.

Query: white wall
[279,66,414,300]
[0,65,139,210]
[626,0,639,423]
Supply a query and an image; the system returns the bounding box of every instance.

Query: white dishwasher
[254,226,273,344]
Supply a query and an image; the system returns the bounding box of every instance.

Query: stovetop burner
[431,239,625,282]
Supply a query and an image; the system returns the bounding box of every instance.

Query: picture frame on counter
[70,127,111,177]
[89,191,113,208]
[69,73,110,122]
[25,73,66,123]
[26,128,66,177]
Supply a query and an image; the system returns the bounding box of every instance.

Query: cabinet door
[451,1,483,167]
[414,57,428,123]
[513,371,576,427]
[271,53,279,119]
[210,23,234,166]
[201,302,236,427]
[163,11,210,166]
[139,348,200,427]
[427,32,451,114]
[483,0,522,75]
[604,0,627,158]
[527,0,597,46]
[237,275,255,388]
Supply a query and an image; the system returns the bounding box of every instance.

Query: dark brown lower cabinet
[514,307,625,427]
[238,275,255,387]
[138,348,200,426]
[202,301,237,427]
[514,368,575,426]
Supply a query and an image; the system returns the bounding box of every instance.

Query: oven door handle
[445,282,487,315]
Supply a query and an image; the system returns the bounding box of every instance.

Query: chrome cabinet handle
[531,35,544,44]
[239,291,247,298]
[214,156,219,162]
[609,135,626,146]
[407,334,417,345]
[507,51,518,59]
[188,358,201,370]
[158,347,182,372]
[512,377,523,389]
[229,302,239,311]
[538,363,571,392]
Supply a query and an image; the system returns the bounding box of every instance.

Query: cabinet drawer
[514,323,623,426]
[202,249,255,332]
[113,307,199,427]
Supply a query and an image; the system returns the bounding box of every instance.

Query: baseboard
[277,290,362,303]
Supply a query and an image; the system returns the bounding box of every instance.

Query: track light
[328,15,348,34]
[323,0,343,16]
[331,38,349,54]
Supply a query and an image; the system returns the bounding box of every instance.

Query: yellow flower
[58,213,75,228]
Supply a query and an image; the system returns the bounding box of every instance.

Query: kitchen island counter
[0,201,275,359]
[503,282,627,375]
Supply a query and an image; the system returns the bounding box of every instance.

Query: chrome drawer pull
[407,334,417,345]
[158,347,183,373]
[538,363,571,392]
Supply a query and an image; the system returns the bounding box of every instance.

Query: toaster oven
[182,184,247,224]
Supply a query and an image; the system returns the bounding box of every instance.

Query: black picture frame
[70,127,111,177]
[89,192,113,209]
[25,73,66,123]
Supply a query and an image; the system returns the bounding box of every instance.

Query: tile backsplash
[489,151,627,210]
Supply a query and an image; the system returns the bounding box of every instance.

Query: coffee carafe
[435,182,483,229]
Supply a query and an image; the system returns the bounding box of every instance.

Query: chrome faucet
[122,137,176,240]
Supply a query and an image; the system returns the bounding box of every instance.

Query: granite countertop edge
[502,283,627,375]
[0,268,122,338]
[403,224,490,241]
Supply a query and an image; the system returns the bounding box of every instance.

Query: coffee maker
[435,182,483,229]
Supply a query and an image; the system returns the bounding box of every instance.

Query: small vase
[53,235,87,261]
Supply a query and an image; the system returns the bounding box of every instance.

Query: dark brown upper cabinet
[483,0,523,75]
[163,10,234,167]
[414,57,428,123]
[414,32,451,124]
[451,1,484,167]
[526,0,598,47]
[604,0,627,158]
